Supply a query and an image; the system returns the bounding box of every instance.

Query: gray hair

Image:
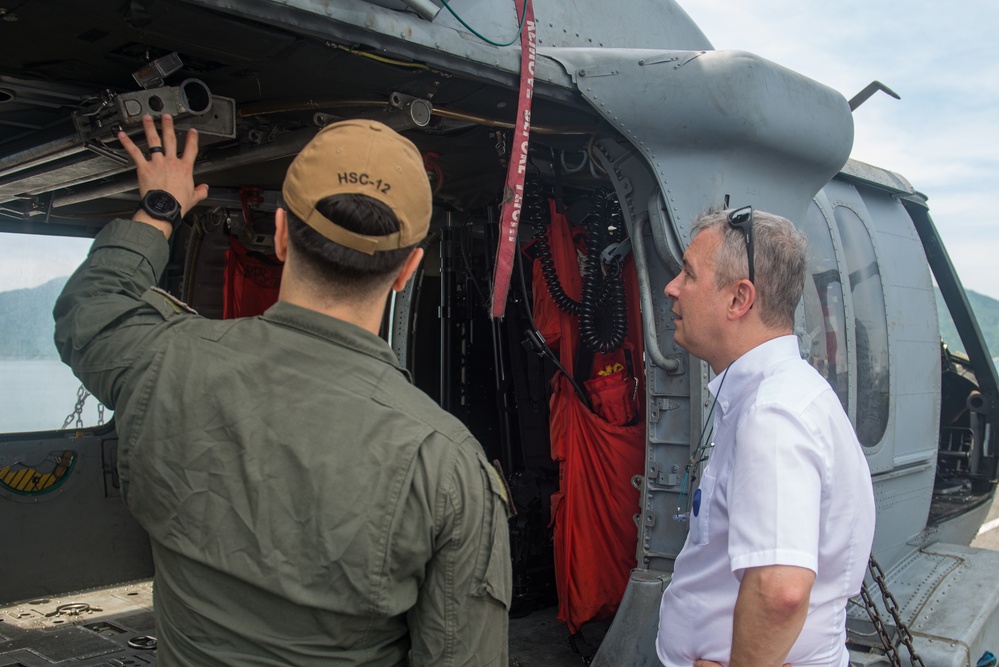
[692,208,807,330]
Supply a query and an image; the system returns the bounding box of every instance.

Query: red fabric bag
[548,373,644,632]
[531,201,646,633]
[223,236,283,319]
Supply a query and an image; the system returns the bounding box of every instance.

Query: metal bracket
[81,139,131,165]
[132,51,184,89]
[665,352,685,376]
[638,51,705,70]
[649,395,682,423]
[73,79,233,141]
[577,64,621,78]
[601,237,633,276]
[316,91,433,132]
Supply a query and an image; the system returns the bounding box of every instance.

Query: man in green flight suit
[54,113,511,666]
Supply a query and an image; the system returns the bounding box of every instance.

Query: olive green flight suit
[54,219,511,666]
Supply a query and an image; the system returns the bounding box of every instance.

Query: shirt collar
[261,301,411,382]
[707,335,801,414]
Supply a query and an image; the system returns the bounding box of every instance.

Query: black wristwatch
[140,190,182,226]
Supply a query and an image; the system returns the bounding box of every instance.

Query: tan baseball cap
[282,119,432,254]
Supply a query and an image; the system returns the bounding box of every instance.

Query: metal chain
[858,555,927,667]
[61,383,106,430]
[62,385,89,429]
[858,582,903,666]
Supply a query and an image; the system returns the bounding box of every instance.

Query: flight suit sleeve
[52,218,186,412]
[407,442,512,666]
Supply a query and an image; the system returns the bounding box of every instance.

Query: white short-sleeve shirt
[657,336,876,667]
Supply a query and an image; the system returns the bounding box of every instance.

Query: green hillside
[935,288,999,360]
[0,277,68,359]
[2,279,998,363]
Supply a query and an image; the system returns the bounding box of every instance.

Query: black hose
[525,174,628,354]
[527,174,581,315]
[515,232,592,412]
[578,189,628,354]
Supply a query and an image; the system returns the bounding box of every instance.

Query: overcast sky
[0,232,90,292]
[677,0,999,301]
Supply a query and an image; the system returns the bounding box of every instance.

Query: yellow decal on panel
[0,450,77,495]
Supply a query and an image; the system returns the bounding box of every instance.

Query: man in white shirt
[656,208,876,667]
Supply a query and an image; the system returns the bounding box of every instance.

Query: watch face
[146,191,177,215]
[142,190,181,223]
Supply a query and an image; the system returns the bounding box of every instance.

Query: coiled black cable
[578,190,628,353]
[527,174,582,315]
[526,173,628,354]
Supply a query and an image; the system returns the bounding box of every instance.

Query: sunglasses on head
[727,206,754,284]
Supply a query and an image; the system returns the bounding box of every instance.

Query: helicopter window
[833,207,890,448]
[801,206,849,411]
[0,232,112,433]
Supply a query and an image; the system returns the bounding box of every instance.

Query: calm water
[1,359,996,435]
[0,359,110,434]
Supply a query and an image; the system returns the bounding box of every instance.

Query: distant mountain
[935,287,999,360]
[2,277,997,364]
[0,277,69,359]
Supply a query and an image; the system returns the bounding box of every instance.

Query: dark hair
[285,194,418,295]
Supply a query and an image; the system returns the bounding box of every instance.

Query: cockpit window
[801,206,849,411]
[833,207,890,448]
[0,232,111,433]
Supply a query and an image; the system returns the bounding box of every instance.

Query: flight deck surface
[0,581,608,666]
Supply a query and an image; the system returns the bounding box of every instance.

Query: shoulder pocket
[142,287,198,317]
[472,458,512,610]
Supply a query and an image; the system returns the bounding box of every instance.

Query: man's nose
[664,275,679,298]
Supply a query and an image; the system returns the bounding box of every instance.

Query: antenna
[849,81,901,111]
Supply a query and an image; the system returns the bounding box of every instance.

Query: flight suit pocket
[473,459,512,610]
[90,247,145,277]
[688,472,716,546]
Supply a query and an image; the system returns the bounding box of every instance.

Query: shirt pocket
[688,472,716,546]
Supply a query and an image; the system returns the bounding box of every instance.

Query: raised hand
[118,113,209,234]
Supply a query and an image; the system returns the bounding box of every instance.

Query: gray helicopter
[0,1,996,665]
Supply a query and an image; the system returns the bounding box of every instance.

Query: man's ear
[728,279,756,320]
[274,208,289,262]
[392,247,425,292]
